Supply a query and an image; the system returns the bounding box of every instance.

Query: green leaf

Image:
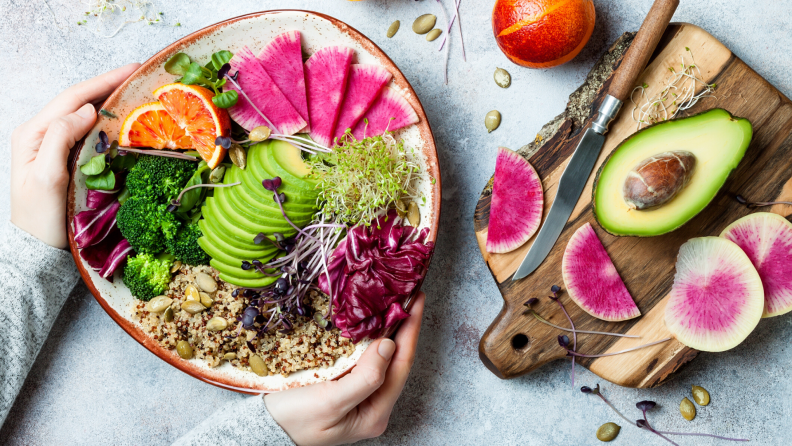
[176,161,211,216]
[110,154,137,173]
[86,167,116,191]
[117,186,131,205]
[211,50,233,70]
[181,62,210,85]
[164,53,191,76]
[212,90,238,108]
[80,154,107,176]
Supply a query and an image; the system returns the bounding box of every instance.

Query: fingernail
[378,339,395,361]
[76,103,95,119]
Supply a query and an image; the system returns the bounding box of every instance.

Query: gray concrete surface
[1,0,791,444]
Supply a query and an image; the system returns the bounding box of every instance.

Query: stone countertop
[1,0,791,444]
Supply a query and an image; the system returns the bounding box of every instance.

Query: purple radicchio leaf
[85,189,118,210]
[73,200,121,248]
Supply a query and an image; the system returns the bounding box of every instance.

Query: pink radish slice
[333,64,393,143]
[227,46,307,135]
[486,147,543,254]
[721,212,792,318]
[350,87,419,140]
[665,237,763,352]
[305,46,355,147]
[257,30,311,132]
[562,223,640,322]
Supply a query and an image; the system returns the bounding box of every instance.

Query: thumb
[34,103,96,176]
[329,338,396,414]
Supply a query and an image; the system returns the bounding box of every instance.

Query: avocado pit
[622,151,696,210]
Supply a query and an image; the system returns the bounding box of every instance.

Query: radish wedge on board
[227,46,307,135]
[486,147,543,254]
[333,64,393,143]
[665,236,763,352]
[257,30,310,132]
[721,212,792,318]
[562,223,640,322]
[351,87,419,140]
[305,46,354,147]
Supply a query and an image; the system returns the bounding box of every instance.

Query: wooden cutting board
[475,23,792,388]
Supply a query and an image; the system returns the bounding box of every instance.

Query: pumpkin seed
[199,292,214,308]
[412,14,436,35]
[426,29,442,42]
[163,306,174,322]
[195,272,218,293]
[407,201,420,227]
[387,20,400,38]
[209,166,226,184]
[395,199,407,218]
[485,110,502,133]
[170,261,182,274]
[680,397,696,421]
[223,352,237,361]
[206,317,228,332]
[184,285,200,302]
[692,385,710,406]
[146,296,173,313]
[249,126,272,142]
[182,300,206,314]
[176,340,193,359]
[596,422,621,442]
[494,67,511,88]
[249,355,268,376]
[229,144,247,169]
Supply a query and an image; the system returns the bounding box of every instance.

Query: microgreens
[114,146,200,161]
[523,298,639,338]
[310,132,421,226]
[548,286,577,386]
[80,0,160,38]
[558,335,671,358]
[164,52,238,108]
[735,194,792,209]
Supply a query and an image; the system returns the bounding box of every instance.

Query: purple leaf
[98,239,133,278]
[73,200,121,248]
[85,189,117,210]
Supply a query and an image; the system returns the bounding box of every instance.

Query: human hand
[10,64,140,248]
[265,292,425,446]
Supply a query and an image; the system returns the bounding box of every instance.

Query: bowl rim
[65,9,441,394]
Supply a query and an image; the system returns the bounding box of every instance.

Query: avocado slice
[211,191,294,233]
[210,257,280,288]
[214,186,296,228]
[250,141,318,194]
[197,235,277,268]
[593,109,752,236]
[198,221,279,259]
[200,203,295,250]
[232,165,318,210]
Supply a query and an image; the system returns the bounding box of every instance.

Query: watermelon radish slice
[333,64,393,142]
[486,147,543,254]
[257,31,310,131]
[305,46,355,147]
[665,237,764,352]
[721,212,792,318]
[227,46,307,135]
[562,223,640,322]
[351,87,419,140]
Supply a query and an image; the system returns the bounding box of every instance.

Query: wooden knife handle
[608,0,679,102]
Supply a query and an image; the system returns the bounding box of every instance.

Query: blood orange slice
[153,83,231,168]
[119,102,192,150]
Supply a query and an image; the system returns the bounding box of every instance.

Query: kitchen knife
[512,0,680,281]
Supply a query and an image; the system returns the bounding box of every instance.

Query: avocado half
[593,109,752,237]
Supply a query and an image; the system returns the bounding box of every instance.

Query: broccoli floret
[123,252,174,301]
[166,222,210,266]
[117,196,179,254]
[125,155,197,202]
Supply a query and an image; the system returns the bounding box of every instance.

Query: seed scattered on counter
[692,385,710,406]
[412,14,436,35]
[596,422,620,442]
[426,29,442,42]
[494,67,511,88]
[680,397,696,420]
[387,20,400,38]
[485,110,502,133]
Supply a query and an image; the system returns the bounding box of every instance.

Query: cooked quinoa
[132,265,355,377]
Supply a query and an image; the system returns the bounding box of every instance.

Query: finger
[365,292,426,413]
[34,103,97,179]
[27,63,140,134]
[327,337,396,414]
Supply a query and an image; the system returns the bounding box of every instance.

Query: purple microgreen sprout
[438,0,466,61]
[523,299,639,338]
[215,135,232,149]
[559,337,672,358]
[217,62,231,80]
[96,130,110,153]
[548,286,576,387]
[115,146,201,161]
[581,384,634,426]
[435,0,451,84]
[166,182,241,212]
[735,194,792,209]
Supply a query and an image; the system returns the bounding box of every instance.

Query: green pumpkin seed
[146,296,173,313]
[170,260,182,274]
[394,199,407,218]
[223,352,236,361]
[680,397,696,421]
[209,166,226,184]
[184,284,200,302]
[692,385,710,406]
[176,340,193,359]
[195,272,217,293]
[206,317,228,332]
[407,201,420,227]
[426,29,442,42]
[387,20,400,38]
[249,355,268,376]
[596,422,621,442]
[249,126,272,142]
[494,67,511,88]
[412,14,436,35]
[199,292,214,308]
[485,110,502,133]
[229,144,247,170]
[163,307,174,322]
[182,300,206,314]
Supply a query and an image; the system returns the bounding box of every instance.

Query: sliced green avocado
[197,235,277,268]
[232,165,318,210]
[204,197,280,241]
[214,186,295,229]
[198,221,279,259]
[200,205,295,250]
[250,141,318,194]
[218,271,280,288]
[227,168,317,221]
[593,109,752,236]
[210,192,294,234]
[211,257,280,288]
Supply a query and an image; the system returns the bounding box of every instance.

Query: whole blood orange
[492,0,595,68]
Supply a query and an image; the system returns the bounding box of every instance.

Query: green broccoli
[125,155,197,202]
[166,222,210,266]
[117,196,179,254]
[123,252,174,301]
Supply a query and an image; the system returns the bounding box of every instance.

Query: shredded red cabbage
[319,210,434,342]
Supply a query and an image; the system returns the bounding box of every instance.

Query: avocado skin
[592,108,753,237]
